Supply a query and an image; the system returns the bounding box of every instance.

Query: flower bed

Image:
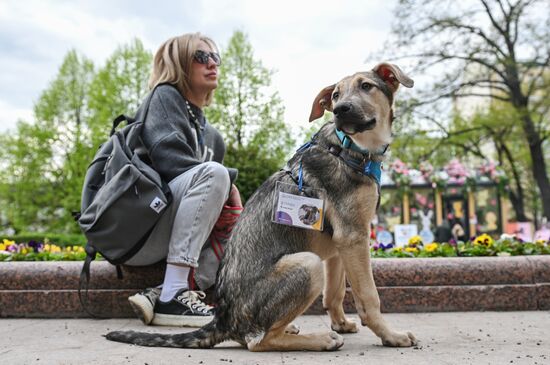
[372,234,550,258]
[1,233,548,261]
[0,239,89,261]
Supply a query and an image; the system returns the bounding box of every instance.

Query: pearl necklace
[184,99,197,120]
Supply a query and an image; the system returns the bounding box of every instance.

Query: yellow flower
[0,243,5,251]
[405,247,419,254]
[535,239,547,247]
[408,235,423,247]
[66,246,72,252]
[425,243,439,252]
[76,246,85,253]
[21,248,28,255]
[44,244,51,252]
[3,239,15,246]
[393,247,403,253]
[474,233,494,247]
[50,245,61,253]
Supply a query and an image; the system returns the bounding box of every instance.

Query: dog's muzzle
[333,102,376,135]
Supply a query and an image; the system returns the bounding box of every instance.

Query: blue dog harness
[282,128,388,235]
[332,128,387,185]
[292,129,387,186]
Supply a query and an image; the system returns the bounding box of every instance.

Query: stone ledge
[1,256,549,318]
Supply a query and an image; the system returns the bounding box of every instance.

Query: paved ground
[1,312,549,365]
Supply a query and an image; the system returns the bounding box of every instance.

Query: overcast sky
[0,0,400,133]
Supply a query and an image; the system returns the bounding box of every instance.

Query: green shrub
[3,232,86,247]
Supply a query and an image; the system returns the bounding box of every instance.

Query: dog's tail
[104,319,227,348]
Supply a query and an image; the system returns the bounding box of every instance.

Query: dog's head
[309,63,413,151]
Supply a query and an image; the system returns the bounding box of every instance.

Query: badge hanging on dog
[272,181,325,231]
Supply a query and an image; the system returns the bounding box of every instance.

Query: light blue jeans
[126,161,230,267]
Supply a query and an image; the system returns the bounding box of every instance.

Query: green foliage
[391,131,458,167]
[3,232,86,247]
[1,232,547,261]
[0,33,300,233]
[0,120,57,232]
[0,41,152,235]
[35,50,95,233]
[223,145,283,202]
[372,238,550,259]
[88,39,152,147]
[206,31,295,201]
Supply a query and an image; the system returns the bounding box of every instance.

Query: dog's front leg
[323,255,358,333]
[338,242,417,347]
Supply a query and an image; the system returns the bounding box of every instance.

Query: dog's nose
[333,102,353,117]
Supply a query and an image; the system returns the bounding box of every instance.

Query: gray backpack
[77,88,171,313]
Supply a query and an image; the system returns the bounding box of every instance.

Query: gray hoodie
[137,84,227,183]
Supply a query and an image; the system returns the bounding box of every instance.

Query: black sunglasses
[194,50,221,66]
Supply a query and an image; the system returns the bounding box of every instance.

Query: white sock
[159,264,190,302]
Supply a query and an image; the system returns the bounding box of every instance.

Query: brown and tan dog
[106,63,415,351]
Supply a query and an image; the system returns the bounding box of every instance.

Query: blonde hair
[148,32,218,106]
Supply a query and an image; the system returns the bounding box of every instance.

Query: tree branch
[422,52,509,82]
[452,92,511,102]
[451,78,511,95]
[432,18,508,59]
[480,0,507,37]
[525,54,550,98]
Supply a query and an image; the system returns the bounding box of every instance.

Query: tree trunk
[508,72,550,219]
[520,113,550,219]
[499,139,528,221]
[508,190,528,222]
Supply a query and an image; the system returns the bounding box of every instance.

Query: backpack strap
[78,243,112,318]
[109,84,163,137]
[110,115,135,136]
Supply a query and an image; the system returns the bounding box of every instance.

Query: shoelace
[177,291,214,314]
[140,288,160,304]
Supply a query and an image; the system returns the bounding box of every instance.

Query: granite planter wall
[1,256,549,318]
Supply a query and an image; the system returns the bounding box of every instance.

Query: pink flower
[445,159,469,183]
[479,161,496,176]
[415,193,427,207]
[419,161,434,179]
[391,159,410,175]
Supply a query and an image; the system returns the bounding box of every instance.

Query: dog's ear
[309,84,335,122]
[373,63,414,93]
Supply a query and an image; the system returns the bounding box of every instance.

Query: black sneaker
[152,289,214,327]
[128,287,161,325]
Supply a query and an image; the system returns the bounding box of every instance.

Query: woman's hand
[227,184,242,208]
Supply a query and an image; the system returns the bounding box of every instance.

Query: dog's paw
[331,318,359,334]
[323,331,344,351]
[381,331,417,347]
[285,323,300,335]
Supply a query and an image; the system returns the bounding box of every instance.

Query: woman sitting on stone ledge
[124,32,242,327]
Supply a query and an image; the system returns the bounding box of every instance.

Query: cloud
[0,100,34,132]
[0,0,398,132]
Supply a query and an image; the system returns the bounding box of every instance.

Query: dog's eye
[332,92,339,100]
[361,82,373,91]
